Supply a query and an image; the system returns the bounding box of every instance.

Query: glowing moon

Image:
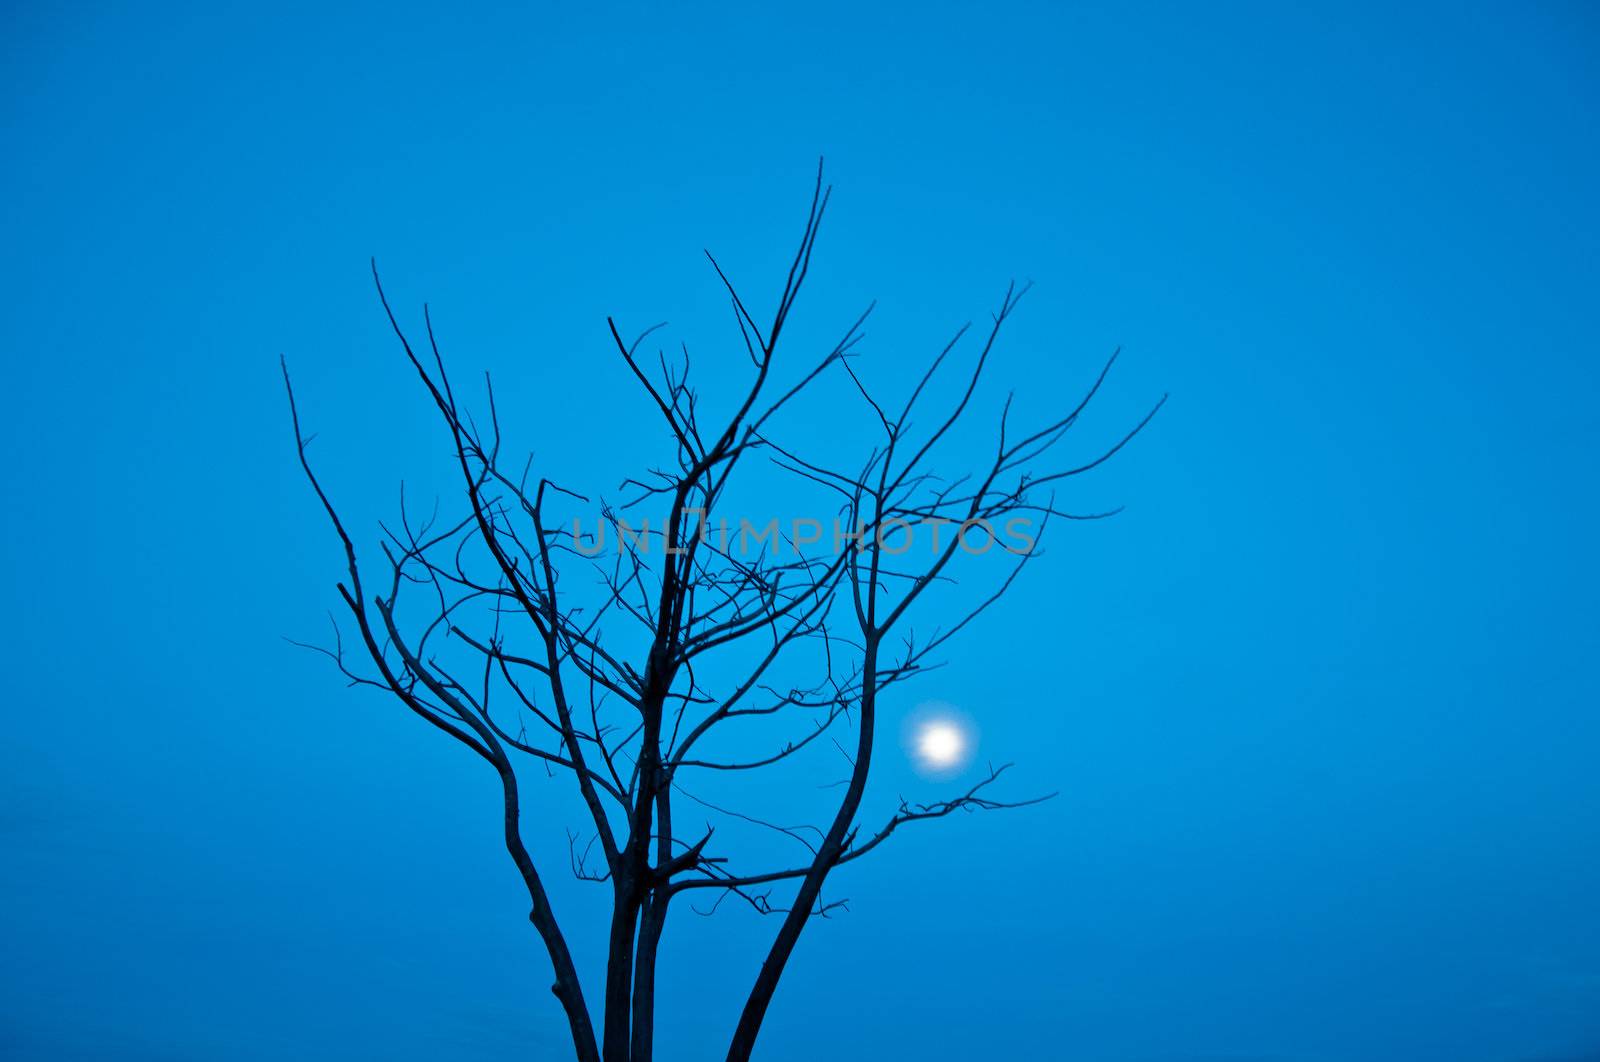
[916,720,966,769]
[904,702,977,777]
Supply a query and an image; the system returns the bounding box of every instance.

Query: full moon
[905,703,977,777]
[917,721,966,769]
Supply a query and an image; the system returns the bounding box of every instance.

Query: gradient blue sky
[3,3,1598,1060]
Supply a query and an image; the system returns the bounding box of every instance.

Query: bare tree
[284,165,1162,1062]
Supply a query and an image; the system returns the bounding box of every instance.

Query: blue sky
[2,2,1597,1059]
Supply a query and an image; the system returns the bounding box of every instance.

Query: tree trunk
[630,892,668,1061]
[602,878,640,1062]
[724,638,879,1061]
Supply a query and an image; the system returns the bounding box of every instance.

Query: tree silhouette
[284,165,1162,1062]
